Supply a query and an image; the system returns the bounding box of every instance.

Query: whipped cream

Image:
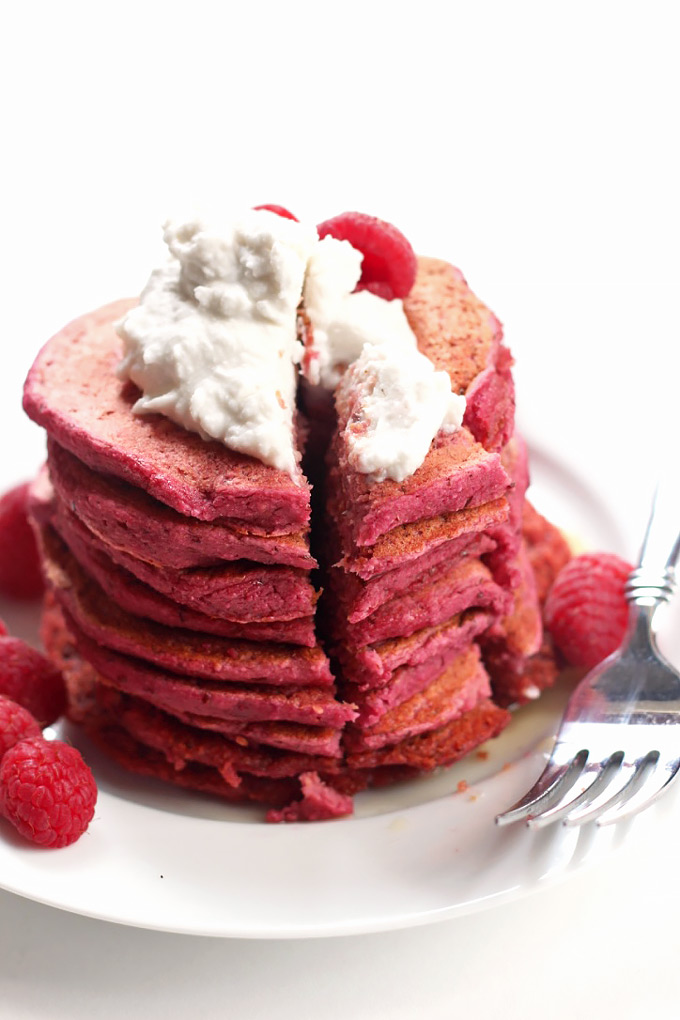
[338,342,467,482]
[117,209,466,482]
[116,211,317,475]
[302,236,417,389]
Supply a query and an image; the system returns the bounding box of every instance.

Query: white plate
[2,435,678,939]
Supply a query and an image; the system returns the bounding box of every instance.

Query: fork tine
[526,751,625,829]
[595,755,680,827]
[564,751,659,827]
[495,748,588,826]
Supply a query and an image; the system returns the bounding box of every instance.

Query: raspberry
[544,552,633,669]
[0,618,6,637]
[0,637,67,727]
[316,211,417,299]
[253,204,299,221]
[0,737,97,848]
[0,482,44,600]
[0,695,42,758]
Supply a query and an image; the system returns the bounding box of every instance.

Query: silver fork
[496,475,680,829]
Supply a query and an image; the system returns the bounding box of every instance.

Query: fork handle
[626,474,680,607]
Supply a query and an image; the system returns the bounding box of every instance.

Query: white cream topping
[116,211,317,475]
[302,236,417,389]
[339,343,467,482]
[116,210,466,482]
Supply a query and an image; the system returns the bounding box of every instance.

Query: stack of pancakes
[23,263,570,821]
[323,260,568,774]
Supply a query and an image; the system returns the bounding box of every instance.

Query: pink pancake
[330,557,512,647]
[402,258,515,451]
[335,492,509,580]
[65,622,355,728]
[329,424,510,548]
[344,699,510,771]
[345,642,480,726]
[343,646,491,750]
[42,596,344,757]
[50,495,319,624]
[329,531,495,624]
[23,301,311,531]
[335,609,494,688]
[37,514,316,646]
[42,549,334,686]
[47,439,316,570]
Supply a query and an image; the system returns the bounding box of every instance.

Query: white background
[1,1,679,1017]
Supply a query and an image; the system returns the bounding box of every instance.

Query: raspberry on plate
[0,482,45,600]
[0,737,97,848]
[0,636,67,727]
[544,552,633,669]
[0,694,42,758]
[253,204,299,221]
[316,211,417,300]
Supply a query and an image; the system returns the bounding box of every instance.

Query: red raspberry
[0,637,67,727]
[0,695,42,758]
[0,737,97,848]
[316,211,417,299]
[544,552,633,669]
[0,482,44,600]
[0,618,6,637]
[253,204,299,221]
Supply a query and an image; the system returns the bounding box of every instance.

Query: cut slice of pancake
[334,492,509,580]
[47,439,316,570]
[335,610,494,688]
[330,557,512,647]
[329,424,509,548]
[344,699,510,771]
[328,532,495,624]
[343,646,490,750]
[344,643,479,726]
[23,301,311,531]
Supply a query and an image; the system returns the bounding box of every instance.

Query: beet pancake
[47,596,508,802]
[345,641,482,726]
[47,439,316,570]
[330,557,512,647]
[88,685,349,781]
[50,496,319,624]
[335,491,509,580]
[23,301,311,532]
[483,436,530,589]
[37,518,316,646]
[63,621,354,728]
[522,501,572,605]
[343,699,510,771]
[328,532,495,624]
[402,258,515,452]
[335,610,494,688]
[328,424,509,548]
[483,508,572,707]
[43,550,333,686]
[42,597,346,757]
[344,646,491,750]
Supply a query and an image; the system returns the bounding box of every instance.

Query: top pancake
[403,259,515,451]
[23,300,311,532]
